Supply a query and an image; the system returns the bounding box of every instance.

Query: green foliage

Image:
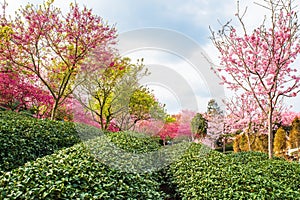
[165,115,176,123]
[87,57,130,129]
[77,57,152,130]
[125,87,166,130]
[85,131,191,174]
[0,143,165,199]
[0,111,81,174]
[289,117,300,149]
[106,131,161,153]
[169,143,300,199]
[74,122,105,141]
[1,114,299,199]
[191,113,207,138]
[274,127,287,157]
[0,25,13,44]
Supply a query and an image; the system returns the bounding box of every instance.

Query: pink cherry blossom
[210,0,300,158]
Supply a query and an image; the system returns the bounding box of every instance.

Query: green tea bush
[170,143,300,199]
[106,131,161,153]
[0,143,165,199]
[0,111,81,173]
[85,131,192,174]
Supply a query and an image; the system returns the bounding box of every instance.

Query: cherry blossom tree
[133,110,196,144]
[280,111,300,126]
[210,0,300,158]
[0,70,53,117]
[174,110,196,140]
[158,122,179,146]
[135,119,164,136]
[0,0,116,119]
[205,99,224,147]
[224,93,267,134]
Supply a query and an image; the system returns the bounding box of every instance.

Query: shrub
[289,117,300,149]
[274,127,287,157]
[0,111,81,173]
[233,134,242,152]
[252,134,268,152]
[169,143,300,199]
[240,133,252,151]
[0,142,165,199]
[233,133,268,153]
[233,133,251,152]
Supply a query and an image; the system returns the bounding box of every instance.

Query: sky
[4,0,300,114]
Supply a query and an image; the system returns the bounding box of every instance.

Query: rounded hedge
[0,111,81,174]
[169,143,300,199]
[0,142,165,199]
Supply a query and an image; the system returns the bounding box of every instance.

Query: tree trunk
[223,137,226,153]
[50,100,59,120]
[191,133,194,141]
[246,123,252,151]
[246,132,252,151]
[267,107,273,159]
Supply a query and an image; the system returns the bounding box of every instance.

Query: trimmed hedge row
[85,131,191,174]
[169,143,300,199]
[3,111,298,199]
[0,142,165,199]
[0,130,195,199]
[106,131,161,153]
[0,111,81,173]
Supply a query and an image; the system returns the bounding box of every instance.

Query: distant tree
[191,113,208,141]
[75,57,157,131]
[175,110,196,140]
[116,86,166,131]
[207,99,223,116]
[158,122,179,146]
[205,99,224,148]
[107,59,163,131]
[130,88,165,121]
[165,115,177,123]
